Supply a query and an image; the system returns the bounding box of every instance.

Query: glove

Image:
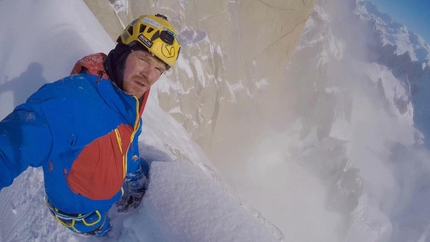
[116,159,149,213]
[116,184,146,213]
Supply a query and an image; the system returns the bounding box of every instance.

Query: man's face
[122,50,166,98]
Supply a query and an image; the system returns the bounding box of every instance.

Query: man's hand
[116,186,146,213]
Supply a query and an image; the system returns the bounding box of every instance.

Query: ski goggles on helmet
[119,14,181,69]
[159,29,176,45]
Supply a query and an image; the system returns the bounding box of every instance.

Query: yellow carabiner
[55,215,75,228]
[82,210,102,226]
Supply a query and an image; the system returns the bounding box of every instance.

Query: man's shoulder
[33,74,96,98]
[70,53,108,78]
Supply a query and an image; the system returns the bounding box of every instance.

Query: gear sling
[45,199,108,235]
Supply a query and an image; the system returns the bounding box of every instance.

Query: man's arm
[0,103,53,189]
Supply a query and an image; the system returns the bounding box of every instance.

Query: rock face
[83,0,317,161]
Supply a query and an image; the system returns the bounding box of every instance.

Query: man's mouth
[135,79,148,88]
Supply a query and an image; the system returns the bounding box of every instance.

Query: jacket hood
[103,43,148,90]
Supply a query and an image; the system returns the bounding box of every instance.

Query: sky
[368,0,430,43]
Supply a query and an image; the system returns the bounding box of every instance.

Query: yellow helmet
[119,14,181,69]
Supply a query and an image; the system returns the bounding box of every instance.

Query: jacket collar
[71,53,149,118]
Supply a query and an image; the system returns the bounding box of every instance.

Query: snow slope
[0,0,281,241]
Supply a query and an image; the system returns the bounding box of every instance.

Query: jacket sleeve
[0,102,52,190]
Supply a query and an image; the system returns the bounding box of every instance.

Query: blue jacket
[0,53,149,215]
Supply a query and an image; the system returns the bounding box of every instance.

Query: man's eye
[156,67,164,74]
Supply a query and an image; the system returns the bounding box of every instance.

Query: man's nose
[139,66,151,78]
[140,66,158,81]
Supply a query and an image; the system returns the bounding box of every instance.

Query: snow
[112,160,279,242]
[0,0,280,241]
